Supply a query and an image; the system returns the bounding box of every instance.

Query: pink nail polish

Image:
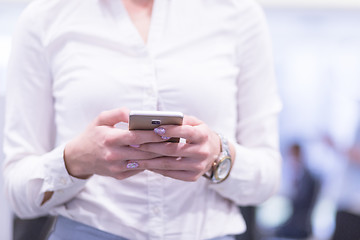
[130,144,140,148]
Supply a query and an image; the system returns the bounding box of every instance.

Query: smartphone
[129,110,184,142]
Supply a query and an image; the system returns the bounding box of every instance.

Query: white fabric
[3,0,282,239]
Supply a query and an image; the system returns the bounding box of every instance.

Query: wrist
[204,133,233,184]
[64,141,93,179]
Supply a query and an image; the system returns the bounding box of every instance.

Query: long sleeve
[2,5,87,219]
[209,0,282,206]
[3,0,282,237]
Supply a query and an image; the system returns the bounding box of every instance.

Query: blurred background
[1,0,360,240]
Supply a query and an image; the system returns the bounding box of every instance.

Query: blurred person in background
[2,0,282,239]
[323,124,360,240]
[274,142,320,239]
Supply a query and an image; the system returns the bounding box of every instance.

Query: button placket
[147,171,164,239]
[142,59,159,110]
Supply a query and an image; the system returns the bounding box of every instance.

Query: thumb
[95,107,130,126]
[183,115,202,126]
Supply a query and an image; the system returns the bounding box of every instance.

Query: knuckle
[97,111,108,124]
[198,146,210,159]
[127,131,140,145]
[103,150,114,162]
[103,132,116,146]
[199,130,209,142]
[118,107,128,117]
[188,126,197,137]
[103,150,120,162]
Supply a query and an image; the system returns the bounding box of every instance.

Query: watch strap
[203,133,232,183]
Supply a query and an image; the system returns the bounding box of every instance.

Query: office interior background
[1,0,360,239]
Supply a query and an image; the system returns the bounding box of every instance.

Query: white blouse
[3,0,282,239]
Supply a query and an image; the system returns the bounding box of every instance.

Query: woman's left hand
[128,115,221,181]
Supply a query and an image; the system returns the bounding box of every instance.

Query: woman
[3,0,282,239]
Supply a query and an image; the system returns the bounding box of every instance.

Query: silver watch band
[203,133,232,183]
[218,133,230,156]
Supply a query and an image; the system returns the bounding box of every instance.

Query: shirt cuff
[208,141,281,206]
[41,143,87,193]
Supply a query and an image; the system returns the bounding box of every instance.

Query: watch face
[215,157,232,180]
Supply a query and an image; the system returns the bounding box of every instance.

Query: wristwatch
[204,134,232,184]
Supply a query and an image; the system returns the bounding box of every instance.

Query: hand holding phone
[129,110,184,142]
[126,112,227,182]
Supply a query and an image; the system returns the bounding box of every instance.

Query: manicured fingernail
[130,144,140,148]
[161,136,171,140]
[154,127,166,136]
[126,162,139,169]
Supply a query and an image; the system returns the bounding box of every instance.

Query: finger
[131,157,196,171]
[151,169,200,182]
[138,142,201,158]
[124,129,170,145]
[154,125,207,144]
[139,142,218,172]
[96,107,130,126]
[112,169,144,180]
[183,115,202,126]
[108,146,163,161]
[104,128,167,146]
[138,142,218,163]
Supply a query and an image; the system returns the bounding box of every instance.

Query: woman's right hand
[63,108,164,180]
